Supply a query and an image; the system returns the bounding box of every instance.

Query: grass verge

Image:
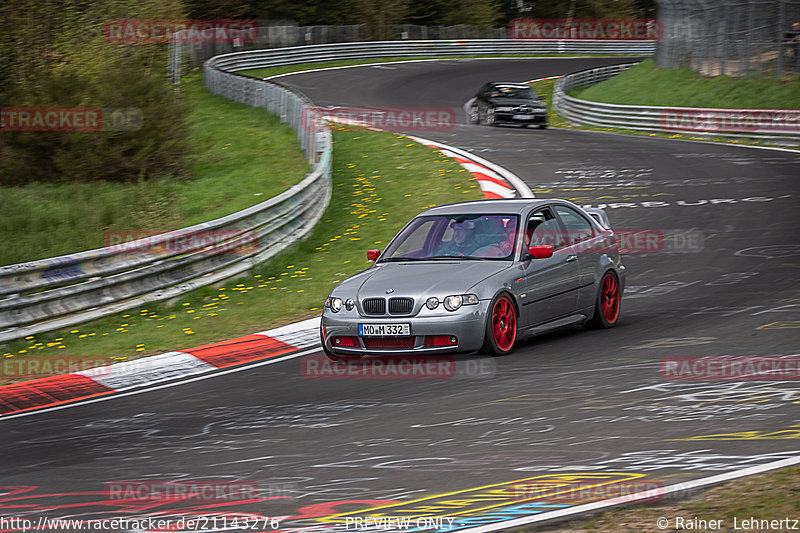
[0,125,481,384]
[571,59,800,109]
[0,73,309,266]
[534,464,800,532]
[529,74,800,149]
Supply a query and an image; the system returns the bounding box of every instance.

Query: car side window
[526,208,567,250]
[553,205,594,244]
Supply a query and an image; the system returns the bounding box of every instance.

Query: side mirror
[367,249,380,262]
[528,244,553,259]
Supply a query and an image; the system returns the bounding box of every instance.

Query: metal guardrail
[201,39,656,74]
[2,39,657,344]
[552,62,800,143]
[0,71,332,343]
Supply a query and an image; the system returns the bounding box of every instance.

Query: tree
[0,0,190,185]
[352,0,411,39]
[502,0,655,24]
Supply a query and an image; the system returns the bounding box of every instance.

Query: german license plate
[513,114,535,119]
[359,323,411,336]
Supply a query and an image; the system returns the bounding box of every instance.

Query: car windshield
[380,214,519,261]
[491,86,537,99]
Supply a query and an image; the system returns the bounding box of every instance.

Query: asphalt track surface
[1,58,799,533]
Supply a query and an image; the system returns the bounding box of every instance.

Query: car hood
[338,261,510,298]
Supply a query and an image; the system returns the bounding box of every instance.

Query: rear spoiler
[583,207,611,229]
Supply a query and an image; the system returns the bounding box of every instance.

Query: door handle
[565,255,577,263]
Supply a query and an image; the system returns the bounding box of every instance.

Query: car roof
[421,198,553,216]
[488,82,531,89]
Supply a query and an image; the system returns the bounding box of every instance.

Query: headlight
[444,295,462,311]
[426,297,440,310]
[326,297,343,313]
[345,298,355,311]
[463,294,479,305]
[443,294,479,311]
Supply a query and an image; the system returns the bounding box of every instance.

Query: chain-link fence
[656,0,800,77]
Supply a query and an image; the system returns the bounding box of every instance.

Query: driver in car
[438,220,479,257]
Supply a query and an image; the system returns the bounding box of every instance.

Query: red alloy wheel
[491,296,517,352]
[600,272,620,324]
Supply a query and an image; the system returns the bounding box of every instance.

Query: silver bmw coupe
[321,199,625,358]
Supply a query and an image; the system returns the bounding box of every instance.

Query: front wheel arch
[481,291,519,356]
[586,270,621,329]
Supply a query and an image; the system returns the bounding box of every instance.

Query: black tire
[483,107,496,126]
[539,123,547,129]
[586,271,621,329]
[481,293,518,356]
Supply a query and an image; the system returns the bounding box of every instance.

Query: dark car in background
[468,82,548,128]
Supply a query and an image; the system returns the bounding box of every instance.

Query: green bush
[0,0,189,185]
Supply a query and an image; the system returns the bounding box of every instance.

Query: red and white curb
[406,135,533,199]
[321,115,533,199]
[0,318,321,417]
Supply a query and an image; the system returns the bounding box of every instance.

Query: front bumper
[321,302,489,356]
[496,112,546,125]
